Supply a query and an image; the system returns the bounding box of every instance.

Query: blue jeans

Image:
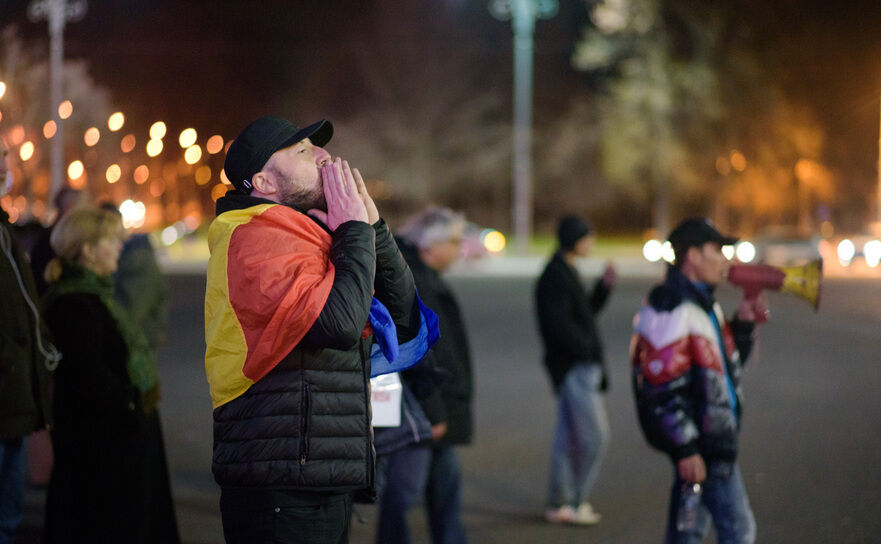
[546,364,609,508]
[665,461,756,544]
[426,445,468,544]
[375,444,431,544]
[0,438,25,544]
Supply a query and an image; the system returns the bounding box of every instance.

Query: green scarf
[44,264,160,411]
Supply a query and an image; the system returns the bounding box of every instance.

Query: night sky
[3,0,881,227]
[3,1,881,147]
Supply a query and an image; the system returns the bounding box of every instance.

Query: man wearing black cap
[535,215,616,525]
[204,117,432,543]
[631,218,767,543]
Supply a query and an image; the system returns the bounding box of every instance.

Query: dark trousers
[220,488,352,544]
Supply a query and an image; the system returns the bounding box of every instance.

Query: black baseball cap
[668,218,738,258]
[224,117,333,194]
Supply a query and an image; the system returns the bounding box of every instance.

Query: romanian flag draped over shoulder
[204,204,334,408]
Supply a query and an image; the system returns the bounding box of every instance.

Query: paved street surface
[18,268,881,543]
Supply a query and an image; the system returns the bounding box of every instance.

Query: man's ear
[251,170,275,195]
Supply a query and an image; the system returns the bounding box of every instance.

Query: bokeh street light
[108,111,125,131]
[184,144,202,164]
[146,139,163,157]
[179,128,197,148]
[43,120,57,138]
[67,159,84,180]
[19,142,35,161]
[58,99,73,119]
[150,121,167,140]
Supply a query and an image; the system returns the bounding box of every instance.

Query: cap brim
[275,119,333,153]
[718,235,739,246]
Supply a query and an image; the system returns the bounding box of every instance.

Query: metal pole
[28,0,87,206]
[49,0,64,202]
[490,0,557,255]
[511,1,534,255]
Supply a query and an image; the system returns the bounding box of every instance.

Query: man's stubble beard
[274,170,326,211]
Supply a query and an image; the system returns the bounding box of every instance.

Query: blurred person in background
[0,137,59,544]
[397,207,474,544]
[29,187,86,295]
[99,202,169,352]
[631,218,765,543]
[535,215,616,525]
[41,206,179,543]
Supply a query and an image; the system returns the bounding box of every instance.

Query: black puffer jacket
[397,239,473,446]
[631,266,755,462]
[211,193,419,491]
[535,251,611,392]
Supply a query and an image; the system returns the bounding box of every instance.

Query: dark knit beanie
[557,216,593,250]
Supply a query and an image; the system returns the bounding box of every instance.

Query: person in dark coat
[206,117,433,544]
[397,207,474,544]
[41,206,179,544]
[0,138,59,544]
[535,215,616,525]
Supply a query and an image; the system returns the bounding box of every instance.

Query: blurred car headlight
[863,239,881,267]
[837,239,855,265]
[643,239,663,262]
[735,241,756,263]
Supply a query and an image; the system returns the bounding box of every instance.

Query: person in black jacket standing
[397,207,473,544]
[535,215,616,525]
[206,117,431,544]
[0,137,59,544]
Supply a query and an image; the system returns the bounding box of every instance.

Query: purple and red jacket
[630,266,755,463]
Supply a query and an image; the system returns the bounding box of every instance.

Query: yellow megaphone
[727,259,822,317]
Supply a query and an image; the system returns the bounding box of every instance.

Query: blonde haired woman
[42,206,179,543]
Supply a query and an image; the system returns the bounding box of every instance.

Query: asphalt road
[19,272,881,543]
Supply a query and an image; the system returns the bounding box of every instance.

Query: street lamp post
[490,0,557,255]
[28,0,87,203]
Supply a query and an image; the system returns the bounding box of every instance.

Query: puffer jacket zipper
[359,338,375,488]
[299,382,311,465]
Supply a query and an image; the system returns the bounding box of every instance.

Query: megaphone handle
[741,288,769,323]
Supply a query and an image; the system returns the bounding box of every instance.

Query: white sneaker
[544,505,577,524]
[573,502,602,525]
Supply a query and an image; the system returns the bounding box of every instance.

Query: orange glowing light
[107,112,125,131]
[84,127,100,147]
[9,125,25,146]
[19,141,34,161]
[0,81,6,100]
[68,176,86,190]
[67,160,84,180]
[146,139,163,157]
[729,150,747,172]
[149,178,166,197]
[43,120,57,139]
[184,144,202,165]
[121,134,136,153]
[195,165,211,185]
[179,128,197,148]
[106,164,122,184]
[134,165,149,184]
[58,100,73,119]
[206,135,224,154]
[211,183,228,201]
[220,169,231,185]
[149,121,167,140]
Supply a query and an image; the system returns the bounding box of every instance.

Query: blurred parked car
[831,234,881,268]
[749,230,822,266]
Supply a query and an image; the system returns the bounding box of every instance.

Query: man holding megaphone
[631,218,766,544]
